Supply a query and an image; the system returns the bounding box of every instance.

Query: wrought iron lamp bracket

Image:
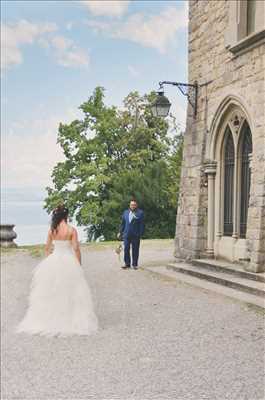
[159,80,199,117]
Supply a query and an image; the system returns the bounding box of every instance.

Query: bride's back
[51,222,73,241]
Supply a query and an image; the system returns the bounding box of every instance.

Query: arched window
[240,122,252,238]
[223,128,235,236]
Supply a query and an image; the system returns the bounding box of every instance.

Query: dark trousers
[124,235,140,267]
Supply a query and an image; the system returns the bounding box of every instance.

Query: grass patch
[17,244,45,258]
[82,238,174,250]
[0,247,18,254]
[1,238,173,258]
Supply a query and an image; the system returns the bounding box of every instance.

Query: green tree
[44,87,183,240]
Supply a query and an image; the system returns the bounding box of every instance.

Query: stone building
[175,0,265,272]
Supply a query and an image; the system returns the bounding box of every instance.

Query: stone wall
[175,0,265,271]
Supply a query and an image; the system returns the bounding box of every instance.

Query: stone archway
[204,96,253,263]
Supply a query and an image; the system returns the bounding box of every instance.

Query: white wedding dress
[16,240,98,337]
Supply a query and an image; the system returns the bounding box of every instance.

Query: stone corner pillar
[203,160,217,258]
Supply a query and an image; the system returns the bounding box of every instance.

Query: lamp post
[151,81,199,118]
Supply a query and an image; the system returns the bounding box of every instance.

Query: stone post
[0,225,18,248]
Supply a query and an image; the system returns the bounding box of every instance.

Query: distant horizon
[1,190,89,245]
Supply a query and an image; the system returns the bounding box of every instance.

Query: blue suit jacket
[120,208,144,238]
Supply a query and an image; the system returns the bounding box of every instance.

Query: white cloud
[1,20,57,71]
[86,20,109,33]
[50,35,90,68]
[66,21,74,31]
[1,109,81,188]
[56,48,90,68]
[37,37,50,49]
[1,20,89,71]
[80,0,130,18]
[51,35,73,51]
[128,65,139,77]
[86,4,188,53]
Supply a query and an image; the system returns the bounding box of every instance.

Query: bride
[16,204,98,337]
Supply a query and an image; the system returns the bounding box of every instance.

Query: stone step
[191,259,265,283]
[167,263,265,298]
[144,266,265,310]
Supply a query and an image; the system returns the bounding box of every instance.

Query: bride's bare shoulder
[68,225,77,236]
[47,228,54,241]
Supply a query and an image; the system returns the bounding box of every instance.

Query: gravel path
[1,241,265,400]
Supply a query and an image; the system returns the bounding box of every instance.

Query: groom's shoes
[121,265,130,269]
[132,265,138,270]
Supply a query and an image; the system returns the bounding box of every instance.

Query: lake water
[1,189,88,245]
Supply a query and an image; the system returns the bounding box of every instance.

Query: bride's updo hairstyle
[51,204,69,233]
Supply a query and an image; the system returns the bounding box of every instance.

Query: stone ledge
[167,262,265,298]
[144,265,265,310]
[228,29,265,56]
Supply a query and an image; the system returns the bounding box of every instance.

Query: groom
[119,199,144,270]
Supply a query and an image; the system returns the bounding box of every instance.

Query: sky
[1,0,188,200]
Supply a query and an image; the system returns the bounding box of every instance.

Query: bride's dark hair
[51,204,69,233]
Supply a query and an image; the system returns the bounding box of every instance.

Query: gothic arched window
[223,128,235,236]
[239,122,252,238]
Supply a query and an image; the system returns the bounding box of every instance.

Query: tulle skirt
[15,249,98,337]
